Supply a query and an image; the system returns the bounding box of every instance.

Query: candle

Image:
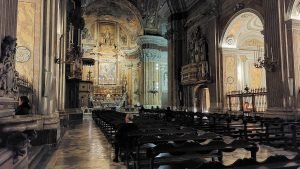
[69,29,71,48]
[271,47,273,61]
[71,24,74,44]
[265,43,268,58]
[78,29,81,47]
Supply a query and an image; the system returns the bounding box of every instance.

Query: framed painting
[98,62,117,84]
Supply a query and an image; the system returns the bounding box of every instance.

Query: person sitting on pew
[113,114,138,163]
[243,102,252,116]
[165,107,175,122]
[15,96,31,115]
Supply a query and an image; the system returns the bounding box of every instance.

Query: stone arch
[288,0,300,20]
[220,8,264,46]
[220,10,266,111]
[192,84,210,113]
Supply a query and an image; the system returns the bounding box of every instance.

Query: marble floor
[43,116,298,169]
[44,116,126,169]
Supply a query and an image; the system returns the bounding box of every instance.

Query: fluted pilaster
[263,0,289,111]
[167,12,187,109]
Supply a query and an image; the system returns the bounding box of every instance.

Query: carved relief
[250,66,263,89]
[189,27,208,64]
[296,2,300,16]
[82,28,93,40]
[119,28,128,46]
[0,36,19,98]
[224,55,237,93]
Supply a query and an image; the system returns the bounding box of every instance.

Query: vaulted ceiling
[81,0,199,35]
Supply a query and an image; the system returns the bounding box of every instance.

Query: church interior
[1,0,300,168]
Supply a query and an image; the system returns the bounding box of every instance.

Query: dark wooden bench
[145,139,258,169]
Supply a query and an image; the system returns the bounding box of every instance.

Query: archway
[221,11,266,111]
[193,85,210,113]
[288,0,300,110]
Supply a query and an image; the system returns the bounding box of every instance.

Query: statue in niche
[101,27,114,46]
[189,34,195,63]
[121,35,127,45]
[0,36,19,97]
[189,27,208,63]
[82,28,92,40]
[146,13,156,28]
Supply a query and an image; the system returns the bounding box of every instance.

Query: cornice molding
[137,35,167,47]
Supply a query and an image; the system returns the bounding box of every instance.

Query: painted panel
[224,54,237,93]
[98,62,117,84]
[16,2,35,83]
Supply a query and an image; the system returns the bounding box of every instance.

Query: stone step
[28,146,48,169]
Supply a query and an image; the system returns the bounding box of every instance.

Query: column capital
[141,49,161,61]
[137,35,167,47]
[286,19,300,31]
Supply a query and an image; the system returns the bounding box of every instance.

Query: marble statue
[0,36,19,97]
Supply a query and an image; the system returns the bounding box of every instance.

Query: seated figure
[15,96,30,115]
[113,114,138,163]
[243,102,252,116]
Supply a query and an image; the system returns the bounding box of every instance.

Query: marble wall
[16,0,41,114]
[166,0,300,116]
[0,0,18,51]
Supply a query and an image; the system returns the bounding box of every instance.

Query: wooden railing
[227,88,267,112]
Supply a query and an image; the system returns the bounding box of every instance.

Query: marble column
[263,0,290,112]
[40,0,67,114]
[137,35,167,108]
[0,0,18,47]
[286,19,300,112]
[167,13,187,109]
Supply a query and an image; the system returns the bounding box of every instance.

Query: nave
[42,116,126,169]
[3,0,300,168]
[39,113,299,169]
[88,110,300,169]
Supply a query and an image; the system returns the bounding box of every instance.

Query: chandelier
[254,46,279,72]
[148,81,159,94]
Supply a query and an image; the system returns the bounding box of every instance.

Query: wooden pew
[145,139,258,169]
[197,155,300,169]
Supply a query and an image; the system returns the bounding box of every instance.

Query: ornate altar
[93,85,125,107]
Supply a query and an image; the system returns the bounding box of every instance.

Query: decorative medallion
[227,76,234,84]
[226,36,235,46]
[16,46,31,63]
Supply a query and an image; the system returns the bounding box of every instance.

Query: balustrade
[227,88,267,112]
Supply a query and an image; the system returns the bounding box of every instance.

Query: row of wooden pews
[142,109,300,149]
[131,109,300,169]
[93,110,295,169]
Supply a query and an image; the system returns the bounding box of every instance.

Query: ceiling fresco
[82,0,144,58]
[222,12,264,49]
[82,0,175,34]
